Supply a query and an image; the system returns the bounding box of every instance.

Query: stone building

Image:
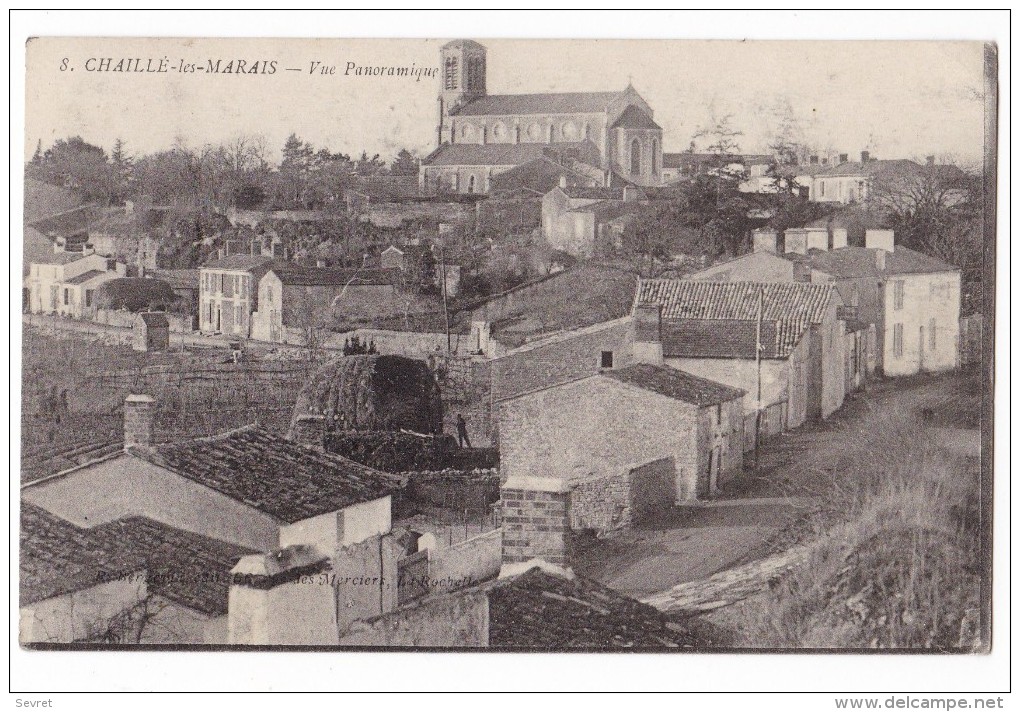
[133,312,170,352]
[26,251,125,319]
[198,254,276,337]
[421,39,664,193]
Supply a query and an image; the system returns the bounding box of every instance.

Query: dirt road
[572,369,981,600]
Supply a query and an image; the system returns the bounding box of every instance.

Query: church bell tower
[437,39,487,146]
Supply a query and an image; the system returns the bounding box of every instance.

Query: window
[444,56,458,90]
[630,138,641,175]
[468,175,476,194]
[893,280,905,310]
[893,323,904,358]
[601,351,614,368]
[715,404,722,426]
[819,181,826,197]
[85,290,93,307]
[63,288,69,306]
[929,318,937,350]
[266,286,273,304]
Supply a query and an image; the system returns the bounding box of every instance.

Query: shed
[133,312,170,352]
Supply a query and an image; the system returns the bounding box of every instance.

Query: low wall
[404,468,500,514]
[568,457,676,535]
[337,587,489,647]
[426,528,502,591]
[95,309,194,334]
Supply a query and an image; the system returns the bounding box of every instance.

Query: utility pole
[754,285,764,472]
[439,241,451,354]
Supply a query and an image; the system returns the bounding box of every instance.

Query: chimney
[228,545,339,646]
[865,229,895,253]
[784,229,808,255]
[875,249,886,271]
[832,228,848,249]
[806,228,828,252]
[558,175,567,189]
[821,157,829,165]
[927,155,936,166]
[861,150,871,163]
[124,394,155,449]
[839,153,849,164]
[809,155,819,165]
[500,476,571,567]
[752,229,778,254]
[632,302,663,366]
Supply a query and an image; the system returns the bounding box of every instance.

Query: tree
[28,136,116,203]
[355,151,386,177]
[390,149,420,176]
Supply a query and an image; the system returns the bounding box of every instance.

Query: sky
[24,37,987,167]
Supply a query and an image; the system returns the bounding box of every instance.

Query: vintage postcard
[15,22,998,676]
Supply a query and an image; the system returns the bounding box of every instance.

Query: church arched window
[468,175,476,194]
[631,138,642,175]
[584,123,591,142]
[444,57,459,90]
[515,125,521,143]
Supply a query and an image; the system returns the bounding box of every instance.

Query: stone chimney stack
[632,302,664,366]
[865,229,895,253]
[124,394,155,449]
[839,153,849,164]
[501,476,571,567]
[806,228,828,252]
[784,229,808,255]
[861,150,871,163]
[290,414,327,451]
[832,228,849,250]
[752,229,778,254]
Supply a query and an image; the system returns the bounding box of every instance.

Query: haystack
[290,354,442,436]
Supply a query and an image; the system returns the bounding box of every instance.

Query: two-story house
[27,250,126,319]
[198,255,276,337]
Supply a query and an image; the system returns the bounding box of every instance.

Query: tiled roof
[64,269,110,285]
[28,205,91,237]
[30,250,93,266]
[604,363,745,406]
[137,312,170,327]
[150,269,199,291]
[814,159,922,179]
[93,517,254,616]
[638,280,838,358]
[610,105,661,130]
[135,427,402,523]
[487,567,700,648]
[20,504,145,606]
[19,505,253,615]
[561,186,624,200]
[799,246,957,277]
[488,158,597,196]
[662,318,786,360]
[270,266,398,287]
[423,142,597,168]
[201,254,275,271]
[452,91,623,117]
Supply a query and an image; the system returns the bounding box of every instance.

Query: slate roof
[662,318,786,360]
[133,427,403,523]
[610,105,661,130]
[64,269,109,285]
[20,504,146,607]
[487,567,700,649]
[638,280,839,358]
[423,142,596,167]
[19,504,253,615]
[452,91,624,117]
[798,246,958,277]
[270,266,398,287]
[603,363,745,406]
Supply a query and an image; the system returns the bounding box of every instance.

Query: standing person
[456,413,471,449]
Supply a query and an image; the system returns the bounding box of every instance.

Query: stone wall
[627,457,677,523]
[337,587,488,647]
[425,528,503,592]
[567,456,676,535]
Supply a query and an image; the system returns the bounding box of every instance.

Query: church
[419,39,665,195]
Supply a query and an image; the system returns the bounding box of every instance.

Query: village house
[26,251,126,319]
[22,395,403,554]
[250,265,400,344]
[133,312,170,352]
[637,278,846,433]
[20,504,253,645]
[497,309,745,517]
[793,229,961,376]
[421,40,664,193]
[198,254,276,337]
[541,184,643,257]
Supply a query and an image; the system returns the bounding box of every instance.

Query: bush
[96,278,176,312]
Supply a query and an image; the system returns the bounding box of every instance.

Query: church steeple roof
[442,39,486,51]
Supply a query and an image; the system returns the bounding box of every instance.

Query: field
[20,327,312,482]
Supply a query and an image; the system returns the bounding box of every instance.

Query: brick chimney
[839,153,849,164]
[865,229,895,253]
[632,302,663,366]
[861,150,871,163]
[123,394,155,449]
[291,414,327,450]
[752,228,778,254]
[784,229,808,255]
[501,476,571,567]
[832,228,849,250]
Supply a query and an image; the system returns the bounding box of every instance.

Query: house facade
[27,252,125,319]
[198,255,275,337]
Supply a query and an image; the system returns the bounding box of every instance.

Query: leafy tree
[29,136,116,203]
